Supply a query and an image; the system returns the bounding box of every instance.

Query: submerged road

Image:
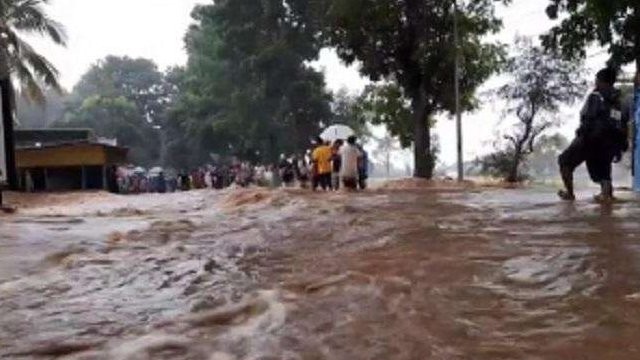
[1,183,640,359]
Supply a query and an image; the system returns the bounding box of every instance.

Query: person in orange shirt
[312,137,333,191]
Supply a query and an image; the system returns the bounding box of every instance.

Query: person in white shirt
[339,136,363,190]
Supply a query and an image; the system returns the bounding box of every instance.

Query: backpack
[581,90,628,152]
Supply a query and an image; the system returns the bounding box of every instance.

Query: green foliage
[476,133,570,181]
[68,56,166,124]
[492,38,586,182]
[476,149,523,180]
[56,56,172,165]
[0,0,66,188]
[168,0,334,167]
[321,0,508,178]
[0,0,66,101]
[543,0,640,70]
[60,95,158,164]
[360,83,415,149]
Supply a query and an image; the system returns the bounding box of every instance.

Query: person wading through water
[340,136,363,190]
[312,137,333,191]
[558,67,630,202]
[332,139,344,191]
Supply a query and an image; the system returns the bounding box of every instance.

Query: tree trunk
[412,85,432,179]
[0,78,17,191]
[507,147,522,183]
[386,152,390,178]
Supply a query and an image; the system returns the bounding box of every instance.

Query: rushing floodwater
[1,184,640,359]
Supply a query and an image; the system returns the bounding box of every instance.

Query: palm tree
[0,0,66,189]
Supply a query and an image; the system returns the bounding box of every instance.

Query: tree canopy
[0,0,66,188]
[68,56,167,125]
[321,0,508,178]
[0,0,66,102]
[493,38,586,182]
[56,56,172,165]
[167,0,334,167]
[543,0,640,71]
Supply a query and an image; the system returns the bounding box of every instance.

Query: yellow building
[15,129,128,192]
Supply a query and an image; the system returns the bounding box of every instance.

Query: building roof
[16,140,126,151]
[15,128,96,148]
[16,141,129,168]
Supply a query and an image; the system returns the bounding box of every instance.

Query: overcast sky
[33,0,611,167]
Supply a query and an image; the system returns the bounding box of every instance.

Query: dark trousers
[558,135,614,183]
[343,177,358,190]
[313,173,332,190]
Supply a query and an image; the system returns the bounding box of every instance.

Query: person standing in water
[357,142,369,190]
[558,68,629,201]
[331,139,344,191]
[312,137,333,191]
[340,136,363,190]
[295,154,310,189]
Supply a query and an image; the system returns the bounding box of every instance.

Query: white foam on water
[109,333,193,360]
[209,290,288,360]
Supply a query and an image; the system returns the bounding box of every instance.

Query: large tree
[543,0,640,72]
[321,0,507,178]
[495,39,585,182]
[170,0,333,167]
[0,0,66,188]
[360,83,416,149]
[60,96,156,164]
[67,56,166,126]
[58,56,173,165]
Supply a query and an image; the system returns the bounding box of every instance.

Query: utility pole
[634,70,640,192]
[453,0,464,182]
[0,78,16,212]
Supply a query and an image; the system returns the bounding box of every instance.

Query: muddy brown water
[1,186,640,359]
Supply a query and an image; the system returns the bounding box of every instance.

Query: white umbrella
[320,124,355,142]
[149,167,164,176]
[133,167,146,174]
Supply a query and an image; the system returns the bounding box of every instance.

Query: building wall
[17,145,108,168]
[20,166,107,192]
[15,144,128,192]
[46,167,82,191]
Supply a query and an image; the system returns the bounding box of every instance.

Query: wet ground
[1,182,640,359]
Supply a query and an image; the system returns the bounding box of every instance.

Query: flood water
[1,184,640,359]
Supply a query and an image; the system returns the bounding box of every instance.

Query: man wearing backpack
[558,67,630,202]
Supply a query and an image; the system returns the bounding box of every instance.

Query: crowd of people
[114,163,272,194]
[113,135,369,194]
[306,135,369,191]
[275,135,369,191]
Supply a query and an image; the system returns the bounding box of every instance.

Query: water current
[1,183,640,359]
